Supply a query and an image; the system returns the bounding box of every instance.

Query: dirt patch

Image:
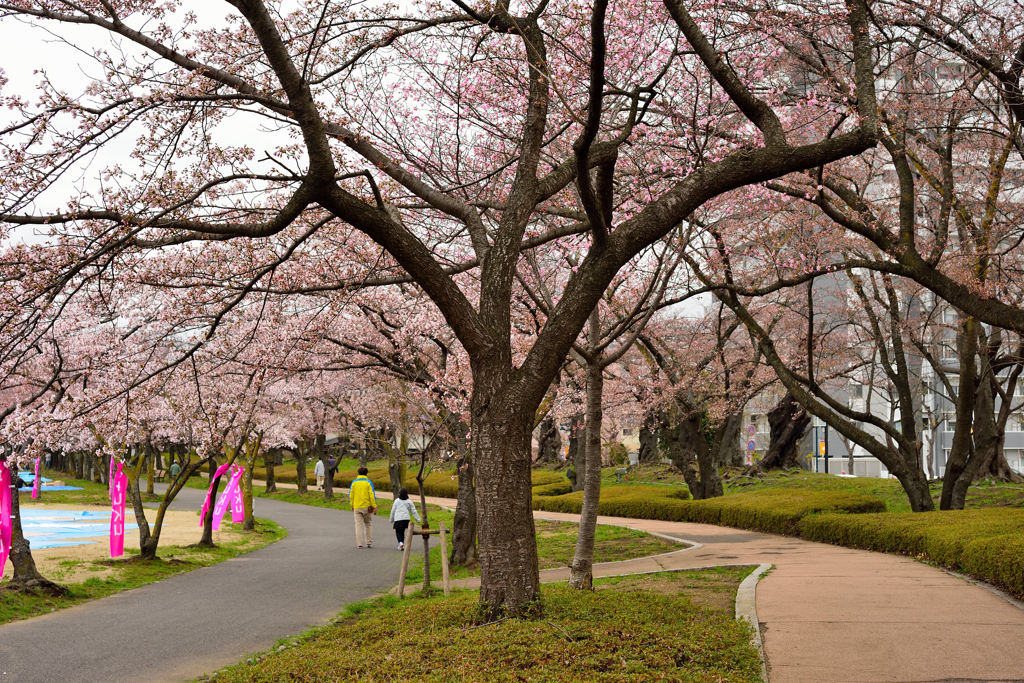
[6,503,244,584]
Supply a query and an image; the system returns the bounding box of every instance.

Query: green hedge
[533,485,693,521]
[532,487,881,534]
[253,465,567,500]
[801,508,1024,598]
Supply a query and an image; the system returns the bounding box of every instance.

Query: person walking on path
[350,467,376,548]
[388,488,421,550]
[169,461,181,479]
[314,459,326,490]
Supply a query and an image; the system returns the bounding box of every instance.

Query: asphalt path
[0,485,402,683]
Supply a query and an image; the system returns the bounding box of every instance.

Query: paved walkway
[0,486,402,683]
[378,487,1024,683]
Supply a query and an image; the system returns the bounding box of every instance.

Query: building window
[851,383,864,398]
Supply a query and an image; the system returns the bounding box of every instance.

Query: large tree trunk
[3,464,66,595]
[711,412,742,469]
[295,441,309,495]
[314,434,333,500]
[760,391,810,470]
[126,453,160,560]
[198,458,221,547]
[533,416,562,467]
[637,414,659,463]
[569,351,603,590]
[264,449,277,493]
[472,364,540,619]
[663,403,722,500]
[449,421,477,567]
[942,319,979,510]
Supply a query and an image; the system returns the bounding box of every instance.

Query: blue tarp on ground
[20,510,109,520]
[18,486,85,492]
[32,541,100,549]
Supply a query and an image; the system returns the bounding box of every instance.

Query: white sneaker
[398,542,404,550]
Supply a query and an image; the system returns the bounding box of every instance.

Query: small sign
[747,424,756,436]
[819,441,826,455]
[747,440,756,451]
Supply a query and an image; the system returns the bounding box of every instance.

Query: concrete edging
[735,563,772,683]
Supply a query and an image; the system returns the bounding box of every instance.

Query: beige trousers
[353,508,373,546]
[316,475,325,489]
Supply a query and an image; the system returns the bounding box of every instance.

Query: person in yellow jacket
[349,467,377,548]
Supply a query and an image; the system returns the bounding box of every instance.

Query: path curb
[735,563,772,683]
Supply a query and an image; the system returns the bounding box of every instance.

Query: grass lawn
[0,517,286,625]
[403,518,682,585]
[200,566,761,683]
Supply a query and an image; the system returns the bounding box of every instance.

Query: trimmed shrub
[533,480,574,497]
[532,487,882,534]
[532,485,693,520]
[800,508,1024,598]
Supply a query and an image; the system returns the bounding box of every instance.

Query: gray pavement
[0,486,402,683]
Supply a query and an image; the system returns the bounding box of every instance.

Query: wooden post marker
[439,521,450,596]
[397,524,414,597]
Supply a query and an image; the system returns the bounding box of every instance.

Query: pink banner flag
[230,466,245,524]
[0,464,12,579]
[199,462,232,527]
[32,457,41,499]
[110,462,127,558]
[212,466,244,530]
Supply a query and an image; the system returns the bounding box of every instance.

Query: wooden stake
[439,521,450,596]
[397,524,414,597]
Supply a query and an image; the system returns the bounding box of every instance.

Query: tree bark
[295,441,308,495]
[760,391,810,470]
[711,412,742,469]
[198,458,221,547]
[942,318,979,509]
[533,416,563,467]
[473,364,540,618]
[449,421,477,567]
[569,352,603,590]
[637,414,660,463]
[663,403,722,499]
[264,448,277,493]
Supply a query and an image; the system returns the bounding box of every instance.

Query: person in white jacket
[388,488,422,550]
[313,459,325,490]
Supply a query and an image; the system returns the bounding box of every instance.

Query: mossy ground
[202,566,761,683]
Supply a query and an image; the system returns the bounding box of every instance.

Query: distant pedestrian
[349,467,376,548]
[389,488,421,550]
[327,456,337,485]
[169,461,181,479]
[314,458,326,490]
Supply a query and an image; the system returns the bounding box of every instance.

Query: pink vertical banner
[109,462,127,558]
[0,464,12,579]
[230,466,245,524]
[32,457,41,499]
[212,466,244,530]
[199,462,232,527]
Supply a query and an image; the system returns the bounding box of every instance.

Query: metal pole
[825,424,830,474]
[814,426,819,473]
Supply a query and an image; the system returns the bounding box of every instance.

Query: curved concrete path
[0,486,401,683]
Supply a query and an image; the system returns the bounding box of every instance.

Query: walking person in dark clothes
[388,488,421,550]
